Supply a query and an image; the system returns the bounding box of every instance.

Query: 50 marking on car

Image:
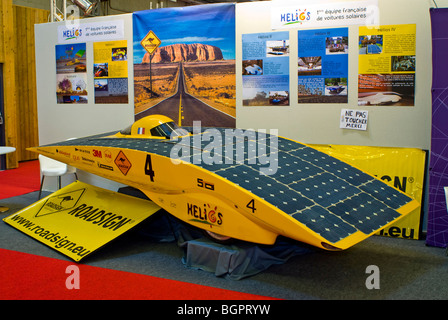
[197,178,214,190]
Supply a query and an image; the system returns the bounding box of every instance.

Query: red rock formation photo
[142,43,223,63]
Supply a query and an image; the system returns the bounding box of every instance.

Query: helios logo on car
[187,202,223,226]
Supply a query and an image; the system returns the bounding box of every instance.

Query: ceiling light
[72,0,95,15]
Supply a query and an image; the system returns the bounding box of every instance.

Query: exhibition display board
[33,0,440,243]
[35,14,134,146]
[236,0,431,150]
[35,0,432,149]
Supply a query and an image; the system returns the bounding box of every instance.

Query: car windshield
[150,122,189,138]
[119,121,189,138]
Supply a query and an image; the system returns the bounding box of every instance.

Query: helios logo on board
[62,28,82,41]
[271,0,379,30]
[280,9,311,26]
[57,20,124,44]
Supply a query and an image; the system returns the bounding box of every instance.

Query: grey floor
[1,191,447,300]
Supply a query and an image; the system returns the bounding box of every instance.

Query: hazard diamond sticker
[115,150,132,175]
[35,188,85,217]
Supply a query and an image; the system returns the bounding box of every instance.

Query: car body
[28,115,419,251]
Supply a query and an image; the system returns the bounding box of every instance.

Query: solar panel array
[367,44,382,54]
[43,128,413,244]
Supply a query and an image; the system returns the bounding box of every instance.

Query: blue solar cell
[288,172,359,207]
[289,147,374,186]
[328,193,401,234]
[252,151,324,184]
[292,205,357,243]
[367,44,382,54]
[214,165,314,214]
[225,138,260,165]
[359,179,412,209]
[276,137,307,152]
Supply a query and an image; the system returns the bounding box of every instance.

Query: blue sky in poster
[55,43,86,60]
[132,3,235,64]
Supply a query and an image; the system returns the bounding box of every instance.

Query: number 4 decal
[145,154,155,182]
[246,199,256,213]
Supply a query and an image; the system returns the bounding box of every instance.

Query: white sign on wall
[57,20,124,44]
[340,108,369,131]
[271,0,379,30]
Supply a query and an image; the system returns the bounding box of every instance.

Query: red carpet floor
[0,160,40,199]
[0,161,278,300]
[0,248,277,300]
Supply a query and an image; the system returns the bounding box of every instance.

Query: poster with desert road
[132,3,236,128]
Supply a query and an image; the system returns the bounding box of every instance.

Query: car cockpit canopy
[116,115,189,139]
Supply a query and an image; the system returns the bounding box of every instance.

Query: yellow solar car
[28,115,419,251]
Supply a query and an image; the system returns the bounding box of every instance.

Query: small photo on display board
[55,43,88,103]
[93,40,129,104]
